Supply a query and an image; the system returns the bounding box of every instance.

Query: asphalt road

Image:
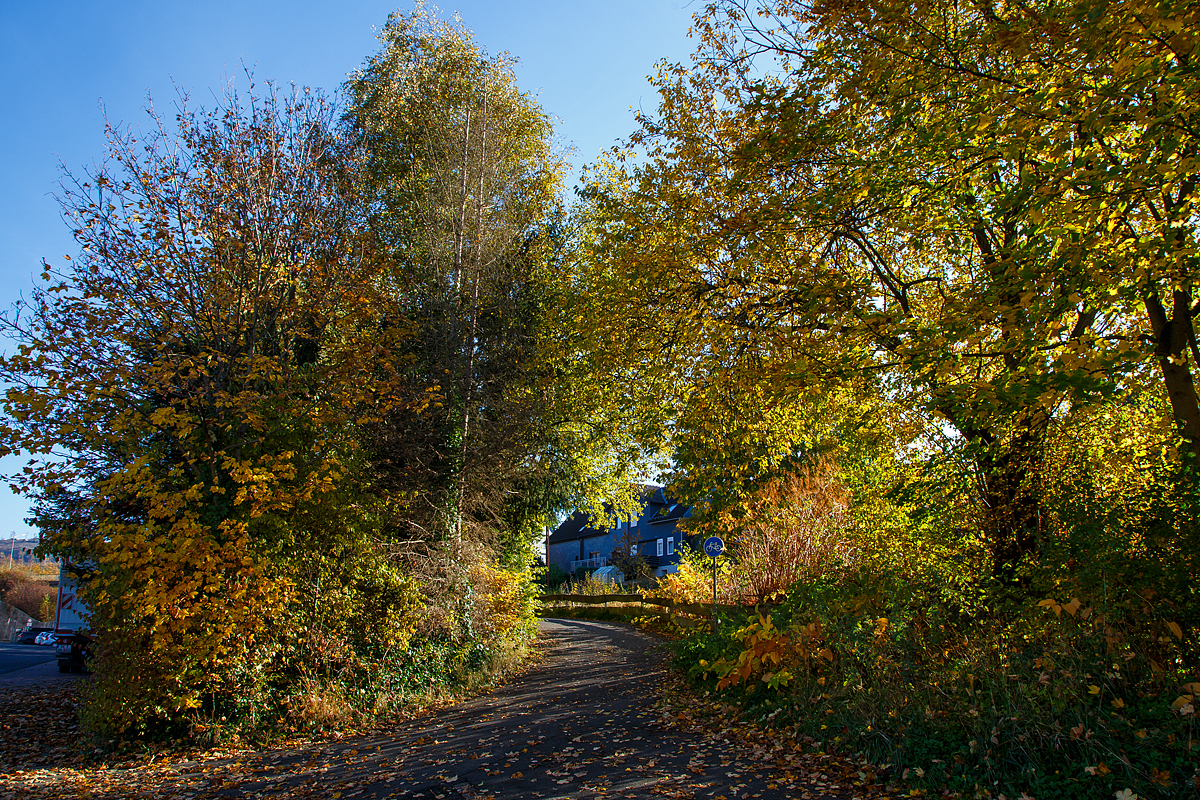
[0,642,56,674]
[196,618,844,799]
[0,642,84,689]
[2,620,875,798]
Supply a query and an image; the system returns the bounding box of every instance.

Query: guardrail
[569,557,609,571]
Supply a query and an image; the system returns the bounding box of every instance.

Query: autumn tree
[0,85,423,735]
[771,0,1200,453]
[692,0,1200,566]
[571,0,1200,581]
[344,7,572,576]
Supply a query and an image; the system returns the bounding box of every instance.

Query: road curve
[232,618,841,799]
[4,619,863,799]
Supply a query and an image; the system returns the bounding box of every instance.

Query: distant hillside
[2,538,56,569]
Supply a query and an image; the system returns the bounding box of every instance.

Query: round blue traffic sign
[703,536,724,557]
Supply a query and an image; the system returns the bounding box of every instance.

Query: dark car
[15,627,53,645]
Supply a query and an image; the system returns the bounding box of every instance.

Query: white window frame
[657,538,664,557]
[630,514,637,528]
[667,537,675,555]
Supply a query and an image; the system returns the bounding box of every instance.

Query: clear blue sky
[0,0,697,538]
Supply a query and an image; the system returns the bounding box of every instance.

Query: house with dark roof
[547,487,693,579]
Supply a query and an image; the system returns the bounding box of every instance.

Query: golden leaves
[0,83,421,736]
[1037,596,1085,618]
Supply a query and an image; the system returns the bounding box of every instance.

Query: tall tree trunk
[976,415,1048,584]
[451,110,473,297]
[941,402,1049,583]
[1145,286,1200,462]
[455,80,489,547]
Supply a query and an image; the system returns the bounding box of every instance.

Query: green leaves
[345,6,575,556]
[567,0,1200,579]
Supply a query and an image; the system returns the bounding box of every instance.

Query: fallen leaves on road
[0,684,85,774]
[1,624,903,800]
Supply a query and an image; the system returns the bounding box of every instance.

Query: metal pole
[711,554,717,635]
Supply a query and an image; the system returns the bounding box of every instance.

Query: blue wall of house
[547,496,695,579]
[549,531,695,578]
[581,531,618,564]
[547,541,574,574]
[635,525,688,576]
[548,529,620,574]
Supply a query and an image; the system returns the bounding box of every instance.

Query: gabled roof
[547,485,694,546]
[547,510,608,545]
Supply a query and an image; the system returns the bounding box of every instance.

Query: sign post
[702,536,724,635]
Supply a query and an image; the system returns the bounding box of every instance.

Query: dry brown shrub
[0,569,23,598]
[687,456,856,605]
[4,579,56,620]
[287,679,361,732]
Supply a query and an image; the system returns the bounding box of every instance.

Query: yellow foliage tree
[0,85,418,735]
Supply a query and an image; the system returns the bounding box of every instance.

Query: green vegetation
[1,3,1197,796]
[0,8,578,744]
[568,1,1200,796]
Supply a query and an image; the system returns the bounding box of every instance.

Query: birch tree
[345,7,567,565]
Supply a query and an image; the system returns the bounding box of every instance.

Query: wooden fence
[538,593,738,629]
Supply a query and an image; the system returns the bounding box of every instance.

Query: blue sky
[0,0,697,538]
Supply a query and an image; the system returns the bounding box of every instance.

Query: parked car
[16,627,53,645]
[35,630,57,645]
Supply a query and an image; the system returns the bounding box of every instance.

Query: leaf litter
[1,620,896,799]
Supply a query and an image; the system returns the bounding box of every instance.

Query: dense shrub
[85,560,542,746]
[675,557,1198,799]
[542,564,568,589]
[684,459,854,605]
[3,578,55,621]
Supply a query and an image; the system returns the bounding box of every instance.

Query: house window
[667,537,675,555]
[589,551,601,560]
[630,544,637,556]
[657,539,664,557]
[631,514,637,527]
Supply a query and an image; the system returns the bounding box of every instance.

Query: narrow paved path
[5,620,875,798]
[232,619,845,799]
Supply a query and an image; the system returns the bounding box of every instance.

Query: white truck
[53,564,92,673]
